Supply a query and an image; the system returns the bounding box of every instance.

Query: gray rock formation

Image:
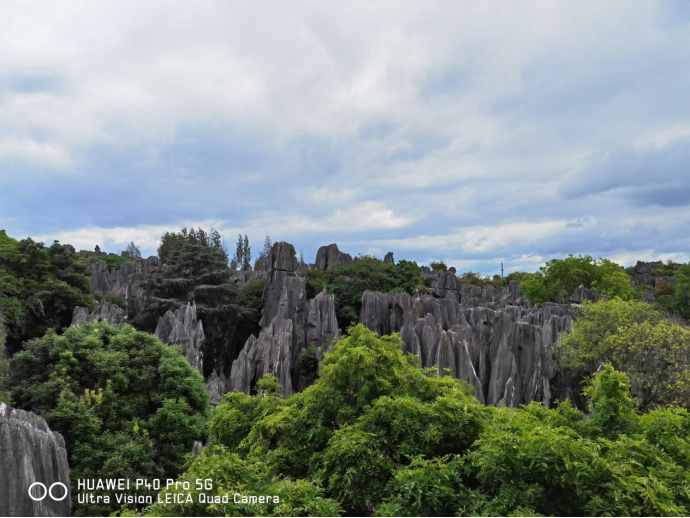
[228,242,340,397]
[206,370,230,405]
[155,302,205,374]
[569,285,602,303]
[71,299,126,326]
[315,243,353,270]
[359,285,574,408]
[0,403,71,517]
[84,259,147,319]
[383,252,395,265]
[231,270,268,288]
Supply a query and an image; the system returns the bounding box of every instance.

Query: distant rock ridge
[358,282,596,408]
[0,402,71,517]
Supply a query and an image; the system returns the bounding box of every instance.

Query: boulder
[383,252,395,265]
[0,403,71,517]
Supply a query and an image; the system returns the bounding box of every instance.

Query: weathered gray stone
[359,286,572,408]
[231,270,268,288]
[383,252,395,265]
[307,289,339,347]
[71,299,126,326]
[227,243,342,398]
[0,403,71,517]
[155,302,205,374]
[315,243,353,270]
[569,285,601,303]
[206,370,230,405]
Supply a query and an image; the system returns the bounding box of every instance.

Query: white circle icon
[49,482,68,501]
[28,482,47,502]
[28,482,68,502]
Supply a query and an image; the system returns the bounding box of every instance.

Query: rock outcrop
[359,285,574,408]
[155,302,205,374]
[383,252,395,265]
[0,403,71,517]
[569,285,601,304]
[227,242,340,398]
[71,299,126,326]
[315,243,353,270]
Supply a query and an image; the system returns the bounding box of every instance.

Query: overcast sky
[1,0,689,274]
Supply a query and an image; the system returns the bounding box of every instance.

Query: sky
[1,0,689,275]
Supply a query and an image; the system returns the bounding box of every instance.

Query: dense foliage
[657,264,690,320]
[303,257,433,329]
[557,299,690,409]
[137,228,260,375]
[0,230,96,354]
[5,322,210,516]
[149,325,690,517]
[158,227,227,265]
[520,255,635,306]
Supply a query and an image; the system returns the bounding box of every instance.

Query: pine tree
[136,238,242,376]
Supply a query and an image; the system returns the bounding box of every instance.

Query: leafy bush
[658,264,690,320]
[557,299,690,409]
[303,257,432,329]
[5,322,210,516]
[0,230,97,354]
[429,261,447,273]
[151,326,690,516]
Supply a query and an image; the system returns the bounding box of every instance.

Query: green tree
[135,235,244,376]
[520,255,634,305]
[429,261,447,273]
[152,326,690,517]
[6,322,209,516]
[0,230,96,354]
[557,299,690,409]
[242,234,252,271]
[659,264,690,319]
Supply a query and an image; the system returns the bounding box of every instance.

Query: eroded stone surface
[0,403,71,517]
[359,286,575,408]
[155,302,205,374]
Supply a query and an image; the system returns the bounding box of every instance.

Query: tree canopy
[5,322,210,516]
[0,230,96,354]
[557,298,690,409]
[149,325,690,517]
[520,255,636,305]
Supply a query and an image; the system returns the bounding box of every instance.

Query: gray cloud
[1,0,689,274]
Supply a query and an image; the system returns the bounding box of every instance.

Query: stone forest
[1,229,689,516]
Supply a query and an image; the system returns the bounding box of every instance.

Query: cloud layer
[1,0,689,273]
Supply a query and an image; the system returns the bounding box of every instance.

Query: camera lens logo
[28,482,68,502]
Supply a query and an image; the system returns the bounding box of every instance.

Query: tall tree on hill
[138,228,245,375]
[126,241,142,260]
[231,234,244,271]
[242,235,251,271]
[260,236,272,259]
